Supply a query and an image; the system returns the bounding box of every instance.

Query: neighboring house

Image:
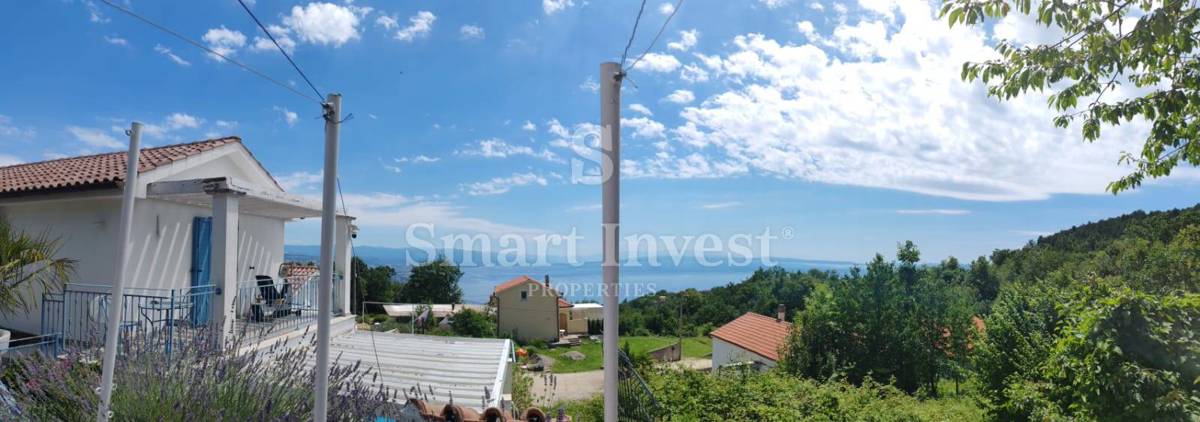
[491,275,572,342]
[0,137,354,338]
[709,307,791,370]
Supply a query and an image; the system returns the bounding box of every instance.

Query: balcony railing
[232,274,343,339]
[38,283,218,358]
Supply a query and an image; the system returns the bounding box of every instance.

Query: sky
[2,0,1198,264]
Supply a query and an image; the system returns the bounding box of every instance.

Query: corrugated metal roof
[312,332,512,409]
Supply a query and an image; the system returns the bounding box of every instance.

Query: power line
[625,0,684,73]
[236,0,325,101]
[96,0,323,104]
[618,0,649,70]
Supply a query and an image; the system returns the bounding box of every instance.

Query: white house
[0,137,353,339]
[709,308,791,370]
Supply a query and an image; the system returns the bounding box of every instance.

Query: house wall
[0,196,286,334]
[711,337,777,370]
[494,281,558,342]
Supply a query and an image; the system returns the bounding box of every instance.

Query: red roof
[493,275,539,294]
[0,137,241,196]
[494,275,570,306]
[709,312,791,362]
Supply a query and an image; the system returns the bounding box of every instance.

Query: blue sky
[2,0,1198,263]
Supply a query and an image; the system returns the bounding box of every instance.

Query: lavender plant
[2,326,400,421]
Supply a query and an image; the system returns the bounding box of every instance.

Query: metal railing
[233,274,343,338]
[38,283,218,358]
[3,333,60,358]
[618,349,667,421]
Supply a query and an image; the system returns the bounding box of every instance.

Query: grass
[526,336,711,373]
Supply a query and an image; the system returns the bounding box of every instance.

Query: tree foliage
[780,243,978,395]
[0,217,74,316]
[449,308,494,338]
[351,257,399,313]
[941,0,1200,192]
[399,256,464,304]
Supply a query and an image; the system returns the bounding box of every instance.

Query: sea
[286,245,857,304]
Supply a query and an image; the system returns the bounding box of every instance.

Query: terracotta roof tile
[709,312,791,362]
[493,275,538,294]
[0,137,241,196]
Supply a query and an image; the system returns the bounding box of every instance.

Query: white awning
[146,176,349,220]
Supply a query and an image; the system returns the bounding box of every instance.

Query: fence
[618,349,667,421]
[232,274,343,338]
[38,283,218,358]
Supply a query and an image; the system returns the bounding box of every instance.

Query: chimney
[544,274,550,288]
[777,304,786,322]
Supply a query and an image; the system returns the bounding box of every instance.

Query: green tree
[0,218,74,315]
[450,308,494,338]
[941,0,1200,192]
[351,257,399,313]
[399,256,463,304]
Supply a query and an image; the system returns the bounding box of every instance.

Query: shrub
[3,329,398,420]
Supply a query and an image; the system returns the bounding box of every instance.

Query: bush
[3,329,398,420]
[451,308,495,338]
[564,366,984,421]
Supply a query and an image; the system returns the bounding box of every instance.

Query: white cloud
[202,26,247,60]
[251,25,296,54]
[569,203,602,212]
[680,63,710,83]
[810,2,825,10]
[328,192,547,238]
[384,155,440,174]
[395,11,436,42]
[658,2,675,14]
[0,115,36,141]
[628,104,653,116]
[895,209,971,215]
[701,201,741,209]
[104,35,128,46]
[796,21,816,38]
[277,170,323,192]
[0,154,21,167]
[664,89,695,104]
[84,0,109,23]
[165,113,203,130]
[154,44,191,66]
[759,0,789,8]
[460,24,485,40]
[543,0,576,15]
[654,0,1157,201]
[632,53,682,72]
[667,29,699,52]
[458,138,559,162]
[215,120,238,129]
[283,2,363,47]
[274,106,299,127]
[375,15,398,30]
[522,121,537,131]
[546,119,570,138]
[832,3,849,14]
[579,76,599,93]
[622,117,667,139]
[67,126,123,150]
[462,172,549,196]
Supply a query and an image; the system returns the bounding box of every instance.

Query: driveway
[530,369,604,404]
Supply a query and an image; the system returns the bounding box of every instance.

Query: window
[520,291,528,301]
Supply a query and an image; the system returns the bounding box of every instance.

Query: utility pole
[599,61,621,422]
[97,122,142,422]
[315,93,341,421]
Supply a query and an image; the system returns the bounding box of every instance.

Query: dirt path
[530,369,604,404]
[528,358,711,405]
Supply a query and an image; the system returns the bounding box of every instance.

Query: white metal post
[314,93,341,421]
[97,122,142,422]
[600,62,622,422]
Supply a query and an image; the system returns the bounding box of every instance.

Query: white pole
[599,62,622,422]
[314,93,340,421]
[97,122,142,422]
